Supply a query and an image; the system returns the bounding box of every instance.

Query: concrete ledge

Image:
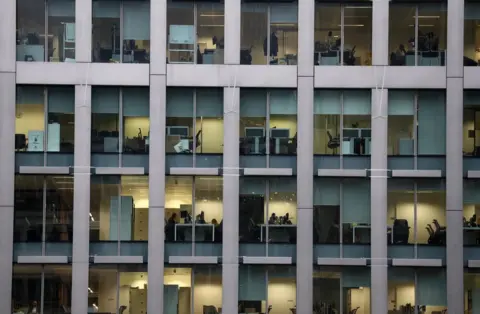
[18,256,68,264]
[168,256,219,264]
[95,167,145,175]
[317,169,367,177]
[392,258,442,267]
[317,258,367,266]
[19,166,70,175]
[391,169,442,178]
[93,256,143,264]
[244,168,292,176]
[243,256,292,264]
[468,171,480,179]
[169,167,219,176]
[468,260,480,268]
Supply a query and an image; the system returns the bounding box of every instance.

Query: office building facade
[1,0,479,313]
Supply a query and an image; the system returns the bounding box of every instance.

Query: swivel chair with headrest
[327,131,340,154]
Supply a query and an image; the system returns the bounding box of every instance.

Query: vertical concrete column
[371,0,389,66]
[147,75,167,314]
[222,87,240,313]
[0,74,16,312]
[75,0,92,62]
[297,0,314,76]
[296,77,314,314]
[71,85,92,314]
[446,0,464,311]
[150,0,167,75]
[370,88,388,314]
[0,0,16,310]
[224,0,240,64]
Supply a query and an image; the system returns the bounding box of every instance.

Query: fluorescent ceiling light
[200,14,224,17]
[271,23,297,27]
[414,15,440,19]
[339,24,364,27]
[199,24,224,27]
[345,6,370,9]
[344,15,369,18]
[408,24,435,27]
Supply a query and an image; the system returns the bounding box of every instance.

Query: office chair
[349,307,360,314]
[119,305,127,314]
[327,131,340,154]
[392,219,410,244]
[15,134,27,151]
[187,130,202,153]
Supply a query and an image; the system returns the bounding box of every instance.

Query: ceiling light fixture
[414,15,440,19]
[200,14,224,17]
[339,24,365,27]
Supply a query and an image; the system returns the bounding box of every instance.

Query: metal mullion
[414,92,418,169]
[194,4,198,64]
[119,89,123,164]
[415,6,419,66]
[267,5,271,65]
[42,177,47,255]
[120,2,124,62]
[44,87,48,164]
[44,0,48,61]
[190,268,195,314]
[266,91,270,166]
[193,89,197,167]
[339,271,344,314]
[339,92,344,168]
[340,5,344,65]
[192,177,196,255]
[117,182,122,255]
[339,182,343,256]
[414,181,418,258]
[116,267,121,314]
[414,270,418,314]
[40,267,45,314]
[265,180,270,255]
[265,267,269,311]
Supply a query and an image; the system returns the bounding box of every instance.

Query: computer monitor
[245,127,265,137]
[167,126,189,137]
[343,128,359,138]
[270,128,290,138]
[360,129,371,138]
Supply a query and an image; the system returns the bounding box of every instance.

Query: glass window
[90,176,149,243]
[239,177,296,244]
[88,265,147,314]
[388,268,416,312]
[164,266,222,314]
[92,87,120,153]
[240,89,267,155]
[388,90,445,156]
[417,268,447,312]
[12,265,72,314]
[314,90,341,155]
[47,87,75,152]
[166,2,224,64]
[48,0,75,62]
[463,180,480,245]
[315,4,371,66]
[313,267,371,314]
[269,90,297,155]
[15,86,44,152]
[16,0,46,61]
[92,1,121,63]
[313,178,340,244]
[196,89,224,154]
[465,270,480,313]
[239,266,296,314]
[342,179,371,245]
[123,1,150,63]
[241,2,298,65]
[464,91,480,156]
[388,180,414,245]
[465,3,480,66]
[389,3,447,66]
[123,88,150,153]
[14,175,74,243]
[165,176,223,243]
[166,88,194,154]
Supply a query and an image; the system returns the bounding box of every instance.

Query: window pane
[343,4,372,66]
[241,3,268,65]
[164,267,192,313]
[123,87,150,153]
[91,87,120,153]
[313,267,341,313]
[388,179,414,244]
[123,0,150,63]
[47,86,75,153]
[16,0,46,61]
[268,178,296,244]
[48,0,75,62]
[88,266,118,313]
[270,3,298,65]
[239,177,266,243]
[197,3,225,64]
[417,180,446,245]
[90,176,120,242]
[388,91,415,155]
[194,177,223,243]
[314,178,340,244]
[342,179,371,244]
[43,265,72,313]
[196,88,223,154]
[166,88,194,154]
[417,268,447,310]
[14,175,44,242]
[315,4,341,66]
[342,90,371,156]
[464,180,480,245]
[314,90,341,155]
[167,2,195,64]
[465,3,480,66]
[388,268,415,312]
[267,266,296,312]
[417,3,447,66]
[118,265,148,313]
[46,176,74,242]
[388,4,415,66]
[12,265,42,312]
[240,89,267,155]
[417,91,446,155]
[16,86,45,152]
[238,266,267,309]
[193,266,222,314]
[92,0,121,63]
[165,176,193,242]
[269,89,297,155]
[465,271,480,313]
[121,176,149,241]
[463,91,480,155]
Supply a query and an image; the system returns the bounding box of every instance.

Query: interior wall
[124,117,150,138]
[464,20,480,61]
[268,278,296,314]
[388,192,446,243]
[267,200,297,224]
[388,116,414,155]
[194,275,222,314]
[97,271,117,314]
[195,118,223,153]
[350,287,370,314]
[15,104,45,134]
[270,116,297,137]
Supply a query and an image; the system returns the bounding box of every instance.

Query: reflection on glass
[417,91,446,155]
[417,181,446,245]
[388,4,415,66]
[269,90,297,155]
[46,176,74,242]
[48,0,75,62]
[12,265,42,313]
[463,106,480,156]
[465,4,480,66]
[270,4,298,65]
[196,89,224,154]
[194,177,223,243]
[388,268,416,312]
[343,5,372,66]
[167,3,195,63]
[47,87,75,153]
[313,269,341,313]
[388,91,415,156]
[240,89,267,155]
[165,176,193,242]
[417,269,447,312]
[238,266,267,312]
[90,176,149,242]
[14,176,44,242]
[44,266,73,313]
[342,91,371,156]
[92,1,121,63]
[15,87,45,152]
[91,87,120,153]
[465,271,480,313]
[388,180,414,245]
[463,180,480,245]
[197,3,225,64]
[267,178,297,244]
[342,179,371,244]
[123,88,150,153]
[166,88,194,154]
[314,90,341,155]
[241,3,267,65]
[314,4,341,66]
[313,178,340,244]
[239,178,266,243]
[123,1,150,63]
[16,0,46,61]
[88,267,118,313]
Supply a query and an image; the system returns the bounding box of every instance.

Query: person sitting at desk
[281,213,292,225]
[27,301,38,314]
[268,213,278,225]
[165,213,177,241]
[196,211,206,224]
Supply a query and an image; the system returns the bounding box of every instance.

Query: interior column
[222,87,240,313]
[224,0,241,64]
[71,85,92,314]
[75,0,92,62]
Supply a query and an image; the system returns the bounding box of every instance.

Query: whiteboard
[169,25,195,44]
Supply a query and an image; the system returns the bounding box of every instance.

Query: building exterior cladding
[0,0,475,313]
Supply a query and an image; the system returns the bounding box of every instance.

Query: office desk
[175,223,215,242]
[260,224,296,242]
[317,51,340,65]
[352,225,393,244]
[16,44,44,61]
[464,226,480,244]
